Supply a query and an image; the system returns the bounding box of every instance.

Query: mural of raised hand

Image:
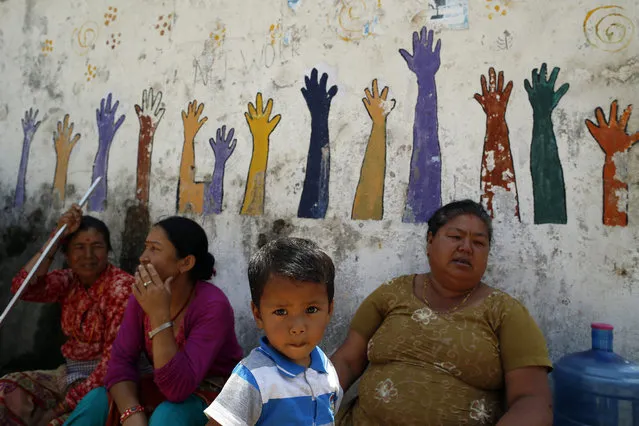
[205,125,237,215]
[178,100,208,214]
[89,93,125,212]
[120,88,166,273]
[525,63,569,224]
[14,108,42,208]
[241,93,281,216]
[399,26,442,223]
[352,79,395,220]
[134,88,166,208]
[298,68,338,219]
[52,114,81,203]
[586,101,639,226]
[474,67,520,220]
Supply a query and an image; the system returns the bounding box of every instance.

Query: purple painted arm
[15,108,41,208]
[399,27,442,223]
[89,93,125,212]
[205,125,237,215]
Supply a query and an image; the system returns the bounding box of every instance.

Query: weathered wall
[1,0,639,373]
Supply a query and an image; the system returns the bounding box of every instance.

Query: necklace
[171,285,195,322]
[422,274,478,314]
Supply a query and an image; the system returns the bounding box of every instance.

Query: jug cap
[591,323,614,330]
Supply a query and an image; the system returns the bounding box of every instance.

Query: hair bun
[195,252,216,280]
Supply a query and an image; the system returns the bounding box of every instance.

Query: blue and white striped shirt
[204,337,342,426]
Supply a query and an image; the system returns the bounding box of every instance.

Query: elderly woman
[64,216,243,426]
[331,200,553,425]
[0,205,134,426]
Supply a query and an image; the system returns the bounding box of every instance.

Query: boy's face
[252,274,333,367]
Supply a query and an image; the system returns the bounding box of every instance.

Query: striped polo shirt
[204,337,342,426]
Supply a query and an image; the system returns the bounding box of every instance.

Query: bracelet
[148,321,173,339]
[120,405,144,424]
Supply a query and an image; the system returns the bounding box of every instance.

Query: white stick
[0,177,102,328]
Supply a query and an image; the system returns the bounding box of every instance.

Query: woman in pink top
[64,217,243,426]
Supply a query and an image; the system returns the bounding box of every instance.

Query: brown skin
[331,214,552,425]
[252,275,333,367]
[110,226,197,426]
[22,204,109,287]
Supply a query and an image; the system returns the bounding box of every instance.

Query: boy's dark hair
[248,237,335,307]
[61,216,113,253]
[427,199,493,244]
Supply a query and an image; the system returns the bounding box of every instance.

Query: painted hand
[586,101,639,156]
[244,93,281,141]
[301,68,338,119]
[53,114,81,161]
[96,93,126,147]
[133,264,172,322]
[135,88,166,131]
[21,108,42,142]
[363,79,395,123]
[474,67,513,118]
[209,125,237,165]
[399,26,441,81]
[181,100,208,141]
[524,63,569,115]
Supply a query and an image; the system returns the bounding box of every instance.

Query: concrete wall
[1,0,639,372]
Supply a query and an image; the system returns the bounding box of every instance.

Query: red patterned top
[11,263,134,409]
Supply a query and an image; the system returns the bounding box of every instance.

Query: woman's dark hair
[248,237,335,307]
[427,200,493,244]
[154,217,215,281]
[61,216,112,253]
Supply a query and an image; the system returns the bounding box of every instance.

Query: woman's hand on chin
[133,264,173,324]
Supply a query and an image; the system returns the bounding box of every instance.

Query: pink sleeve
[65,273,134,408]
[153,294,235,402]
[11,268,73,303]
[104,295,145,389]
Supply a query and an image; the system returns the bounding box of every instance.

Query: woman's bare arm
[497,366,552,426]
[330,329,370,392]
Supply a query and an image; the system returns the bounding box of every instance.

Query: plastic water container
[553,323,639,425]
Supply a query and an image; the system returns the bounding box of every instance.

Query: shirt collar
[257,336,328,378]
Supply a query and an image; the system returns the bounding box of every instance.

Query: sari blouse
[340,275,552,426]
[11,264,134,408]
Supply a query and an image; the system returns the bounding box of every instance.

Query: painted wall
[1,0,639,373]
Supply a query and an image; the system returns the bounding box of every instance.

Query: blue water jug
[553,323,639,425]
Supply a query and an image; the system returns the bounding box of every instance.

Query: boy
[204,237,342,426]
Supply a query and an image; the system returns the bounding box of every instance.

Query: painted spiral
[583,6,635,52]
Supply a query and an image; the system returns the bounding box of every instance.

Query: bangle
[120,405,144,424]
[148,321,173,339]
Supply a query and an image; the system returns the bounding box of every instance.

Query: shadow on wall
[0,187,65,375]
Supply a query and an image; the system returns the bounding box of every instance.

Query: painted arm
[298,68,338,219]
[52,114,81,202]
[205,125,237,215]
[586,101,639,226]
[14,108,41,208]
[89,93,125,212]
[474,68,520,219]
[399,27,442,223]
[352,79,395,220]
[525,64,569,224]
[135,88,166,209]
[178,100,208,214]
[241,93,281,216]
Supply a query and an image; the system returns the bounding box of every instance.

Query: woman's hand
[133,263,173,326]
[123,413,148,426]
[57,203,82,237]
